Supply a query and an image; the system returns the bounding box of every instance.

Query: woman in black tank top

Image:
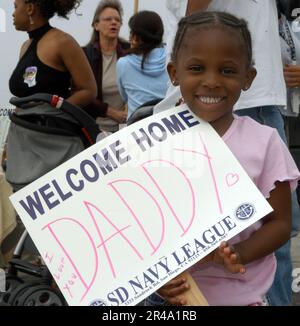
[9,23,71,99]
[10,0,97,108]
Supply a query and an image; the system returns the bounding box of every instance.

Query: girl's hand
[157,274,190,306]
[198,242,245,274]
[213,241,246,274]
[158,241,245,305]
[283,64,300,88]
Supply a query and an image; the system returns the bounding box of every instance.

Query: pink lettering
[142,160,195,236]
[63,283,73,298]
[226,173,240,187]
[174,133,223,214]
[44,252,54,264]
[54,273,60,281]
[42,218,98,301]
[84,201,144,278]
[109,179,165,255]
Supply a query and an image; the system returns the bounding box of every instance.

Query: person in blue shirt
[116,11,169,120]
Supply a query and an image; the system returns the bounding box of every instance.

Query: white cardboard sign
[10,105,272,306]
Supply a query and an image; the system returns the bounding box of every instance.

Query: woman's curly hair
[25,0,82,19]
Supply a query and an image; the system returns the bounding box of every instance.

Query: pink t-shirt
[190,115,300,306]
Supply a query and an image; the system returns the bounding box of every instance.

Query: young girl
[147,11,300,306]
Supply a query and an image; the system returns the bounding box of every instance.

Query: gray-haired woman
[83,0,130,133]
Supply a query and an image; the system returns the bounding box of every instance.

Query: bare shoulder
[47,28,80,50]
[20,39,32,58]
[38,28,84,70]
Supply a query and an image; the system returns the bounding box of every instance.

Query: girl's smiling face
[168,26,256,134]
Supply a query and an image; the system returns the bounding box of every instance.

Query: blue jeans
[235,106,300,306]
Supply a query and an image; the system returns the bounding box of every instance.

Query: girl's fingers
[223,245,235,256]
[227,254,245,274]
[219,241,227,250]
[158,277,189,299]
[159,282,189,305]
[223,253,236,267]
[286,82,300,88]
[283,70,300,76]
[283,70,297,75]
[235,264,246,274]
[240,266,246,274]
[164,277,186,289]
[284,75,300,82]
[284,77,300,84]
[225,260,245,274]
[166,282,190,297]
[284,66,300,73]
[233,265,245,273]
[218,241,229,255]
[168,294,187,306]
[217,242,246,274]
[229,253,237,263]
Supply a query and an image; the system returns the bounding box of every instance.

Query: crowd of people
[1,0,300,306]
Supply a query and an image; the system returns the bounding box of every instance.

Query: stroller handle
[10,93,90,115]
[9,93,100,145]
[10,93,53,107]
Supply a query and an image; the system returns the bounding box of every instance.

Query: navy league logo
[89,299,107,306]
[235,203,255,221]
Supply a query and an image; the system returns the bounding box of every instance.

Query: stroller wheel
[17,284,66,306]
[0,275,24,305]
[8,282,38,306]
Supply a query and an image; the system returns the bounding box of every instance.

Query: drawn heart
[226,173,240,187]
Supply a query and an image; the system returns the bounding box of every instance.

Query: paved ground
[292,233,300,306]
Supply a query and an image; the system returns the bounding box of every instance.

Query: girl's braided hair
[171,11,254,67]
[24,0,82,19]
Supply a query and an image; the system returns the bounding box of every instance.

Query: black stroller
[126,98,162,126]
[5,93,99,191]
[0,93,100,306]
